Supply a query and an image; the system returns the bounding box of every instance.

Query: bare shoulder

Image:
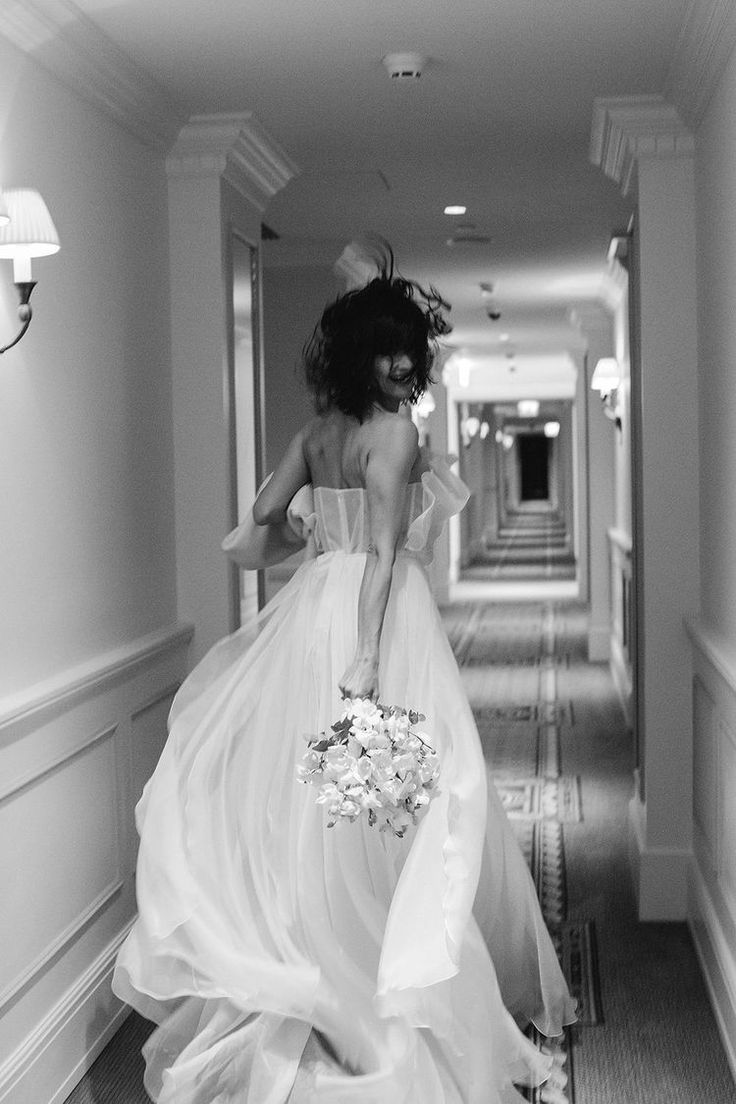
[364,410,418,453]
[361,411,419,480]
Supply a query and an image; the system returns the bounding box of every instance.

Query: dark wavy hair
[303,252,451,420]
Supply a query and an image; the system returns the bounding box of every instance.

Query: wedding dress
[113,458,576,1103]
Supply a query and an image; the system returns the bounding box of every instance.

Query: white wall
[0,42,178,697]
[262,262,337,471]
[0,36,190,1104]
[689,40,736,1079]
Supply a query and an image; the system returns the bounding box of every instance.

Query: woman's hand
[339,655,379,701]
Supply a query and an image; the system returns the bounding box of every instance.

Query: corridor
[4,1,736,1100]
[64,601,735,1104]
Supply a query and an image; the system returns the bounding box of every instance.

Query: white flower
[315,782,340,805]
[298,698,440,837]
[347,697,382,727]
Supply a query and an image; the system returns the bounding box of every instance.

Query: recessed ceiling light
[382,52,427,80]
[500,332,510,342]
[444,205,466,215]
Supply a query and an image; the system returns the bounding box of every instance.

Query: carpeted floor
[450,600,736,1104]
[65,600,736,1103]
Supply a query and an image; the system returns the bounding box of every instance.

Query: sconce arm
[0,282,36,355]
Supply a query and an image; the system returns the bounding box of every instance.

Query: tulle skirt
[113,550,576,1102]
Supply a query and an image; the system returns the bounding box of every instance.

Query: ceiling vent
[382,52,426,80]
[446,232,491,247]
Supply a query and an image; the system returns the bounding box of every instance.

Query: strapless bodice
[287,458,469,564]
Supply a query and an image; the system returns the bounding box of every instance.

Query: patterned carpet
[446,600,736,1104]
[445,601,597,1103]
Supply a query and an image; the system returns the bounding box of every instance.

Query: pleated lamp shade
[0,189,60,281]
[590,357,621,393]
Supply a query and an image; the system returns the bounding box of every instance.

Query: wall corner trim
[666,0,736,129]
[589,95,695,196]
[0,0,184,149]
[166,113,300,211]
[628,793,692,920]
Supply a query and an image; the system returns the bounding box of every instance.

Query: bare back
[303,409,426,490]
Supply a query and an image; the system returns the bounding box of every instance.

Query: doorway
[226,227,265,629]
[519,433,550,502]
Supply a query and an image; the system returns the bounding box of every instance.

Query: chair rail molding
[666,0,736,128]
[0,0,184,149]
[590,95,694,197]
[0,621,194,1104]
[166,113,300,211]
[0,621,194,738]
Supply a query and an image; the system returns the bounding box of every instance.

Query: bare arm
[248,426,311,558]
[339,418,419,700]
[252,427,310,526]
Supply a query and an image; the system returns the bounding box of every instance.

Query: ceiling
[58,0,691,371]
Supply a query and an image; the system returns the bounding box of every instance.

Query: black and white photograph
[1,1,735,1101]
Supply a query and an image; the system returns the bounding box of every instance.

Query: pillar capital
[167,112,299,211]
[590,95,694,196]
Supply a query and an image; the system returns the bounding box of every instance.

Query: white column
[591,96,699,919]
[167,114,298,664]
[570,305,616,663]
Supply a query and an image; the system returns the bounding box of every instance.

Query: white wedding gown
[113,459,576,1103]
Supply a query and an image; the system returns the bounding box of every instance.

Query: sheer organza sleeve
[221,478,316,569]
[404,455,469,562]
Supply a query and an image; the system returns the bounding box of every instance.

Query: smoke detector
[382,52,427,80]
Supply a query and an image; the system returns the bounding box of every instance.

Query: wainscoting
[0,622,193,1104]
[688,619,736,1080]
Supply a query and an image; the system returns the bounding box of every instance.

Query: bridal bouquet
[297,697,440,837]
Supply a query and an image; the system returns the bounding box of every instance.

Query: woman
[113,265,576,1103]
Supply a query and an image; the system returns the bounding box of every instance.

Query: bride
[113,262,576,1102]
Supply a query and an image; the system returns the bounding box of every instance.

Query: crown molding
[0,0,184,150]
[166,113,299,211]
[333,241,379,290]
[666,0,736,128]
[590,95,694,196]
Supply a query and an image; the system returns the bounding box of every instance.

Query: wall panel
[688,621,736,1079]
[0,624,192,1104]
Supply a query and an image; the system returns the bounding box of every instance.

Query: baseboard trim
[628,795,691,919]
[689,862,736,1082]
[0,921,135,1104]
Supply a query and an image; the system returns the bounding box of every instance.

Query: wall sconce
[591,356,622,430]
[517,399,540,418]
[0,188,60,354]
[414,390,436,420]
[544,421,560,438]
